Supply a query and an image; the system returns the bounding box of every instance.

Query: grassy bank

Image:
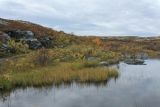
[0,56,119,90]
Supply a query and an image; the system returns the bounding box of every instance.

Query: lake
[0,59,160,107]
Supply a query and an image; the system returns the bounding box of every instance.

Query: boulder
[5,30,53,50]
[99,61,109,66]
[26,39,42,50]
[0,32,10,43]
[99,59,120,66]
[39,36,53,48]
[86,56,99,61]
[7,30,34,40]
[6,30,42,50]
[61,55,74,61]
[124,59,145,65]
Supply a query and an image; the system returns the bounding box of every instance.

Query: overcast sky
[0,0,160,36]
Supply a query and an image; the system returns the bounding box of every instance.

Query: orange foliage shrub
[92,37,103,46]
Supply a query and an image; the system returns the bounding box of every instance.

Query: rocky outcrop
[26,39,42,50]
[6,30,42,49]
[4,30,54,50]
[39,36,53,48]
[7,30,34,40]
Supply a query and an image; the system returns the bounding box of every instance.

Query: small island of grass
[0,48,119,90]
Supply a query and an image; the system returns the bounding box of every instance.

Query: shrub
[92,37,103,46]
[33,48,53,66]
[7,40,29,54]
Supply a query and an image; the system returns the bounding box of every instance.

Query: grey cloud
[0,0,160,36]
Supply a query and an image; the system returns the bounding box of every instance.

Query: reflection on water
[0,60,160,107]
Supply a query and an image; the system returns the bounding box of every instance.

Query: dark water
[0,60,160,107]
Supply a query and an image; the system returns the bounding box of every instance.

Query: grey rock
[6,30,42,50]
[86,56,99,61]
[124,59,145,65]
[26,39,42,50]
[99,59,120,66]
[24,31,34,39]
[0,32,10,43]
[61,55,74,61]
[5,30,53,50]
[7,30,34,40]
[39,36,53,48]
[99,61,109,66]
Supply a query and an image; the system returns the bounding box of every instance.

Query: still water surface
[0,60,160,107]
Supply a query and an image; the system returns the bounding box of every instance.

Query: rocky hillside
[0,18,160,58]
[0,18,80,53]
[0,18,61,38]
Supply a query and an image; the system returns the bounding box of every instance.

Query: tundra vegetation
[0,48,119,90]
[0,18,160,90]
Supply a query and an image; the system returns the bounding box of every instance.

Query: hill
[0,17,160,58]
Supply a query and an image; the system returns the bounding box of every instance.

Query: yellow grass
[0,62,119,90]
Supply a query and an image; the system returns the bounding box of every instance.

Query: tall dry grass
[0,61,119,90]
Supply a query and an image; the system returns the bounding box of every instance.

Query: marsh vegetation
[0,48,118,90]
